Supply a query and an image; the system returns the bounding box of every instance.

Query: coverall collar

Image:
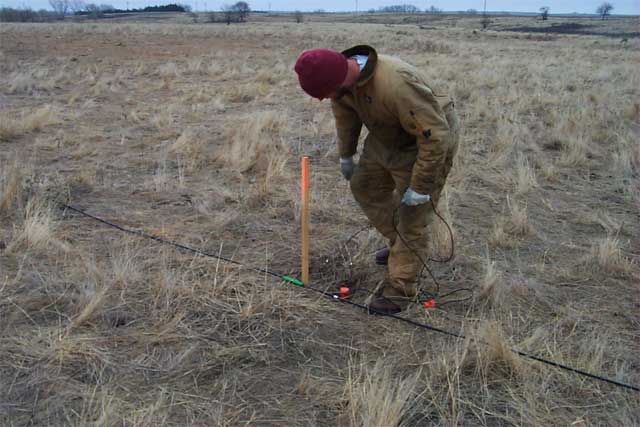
[341,45,378,88]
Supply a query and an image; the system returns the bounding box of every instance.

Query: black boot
[375,247,390,265]
[368,296,402,315]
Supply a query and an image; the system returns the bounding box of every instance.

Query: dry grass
[0,15,638,427]
[589,236,635,276]
[344,359,420,427]
[221,110,289,173]
[514,154,538,194]
[7,198,67,253]
[0,158,25,213]
[169,128,207,171]
[505,198,533,236]
[464,321,524,380]
[0,105,59,141]
[476,253,502,304]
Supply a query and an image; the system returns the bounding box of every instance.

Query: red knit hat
[294,48,348,99]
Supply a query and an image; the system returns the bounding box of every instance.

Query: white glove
[340,157,355,180]
[401,188,431,206]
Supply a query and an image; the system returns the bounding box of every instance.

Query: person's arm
[331,99,363,159]
[394,75,451,197]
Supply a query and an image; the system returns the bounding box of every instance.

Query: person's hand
[340,157,355,180]
[401,188,431,206]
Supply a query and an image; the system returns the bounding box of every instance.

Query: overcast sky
[2,0,639,15]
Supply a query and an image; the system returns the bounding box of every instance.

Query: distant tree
[221,4,234,24]
[221,2,248,24]
[74,2,187,15]
[596,2,613,20]
[85,2,102,18]
[367,8,376,13]
[49,0,68,18]
[1,7,54,21]
[427,5,441,14]
[313,8,325,13]
[1,7,41,22]
[232,1,250,21]
[37,8,56,20]
[480,13,491,29]
[68,0,85,14]
[540,6,549,20]
[294,10,303,23]
[466,8,477,14]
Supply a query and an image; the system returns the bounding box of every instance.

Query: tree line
[0,1,192,22]
[0,1,619,23]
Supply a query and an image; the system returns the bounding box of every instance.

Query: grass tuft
[8,198,67,253]
[222,110,289,173]
[344,359,419,427]
[514,154,538,194]
[590,236,634,276]
[0,158,25,213]
[0,105,58,141]
[170,128,207,171]
[506,198,534,236]
[465,322,523,379]
[477,253,503,304]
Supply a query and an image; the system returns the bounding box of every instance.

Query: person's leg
[383,102,461,308]
[349,143,397,242]
[381,168,439,308]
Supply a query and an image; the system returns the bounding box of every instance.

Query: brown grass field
[1,12,639,426]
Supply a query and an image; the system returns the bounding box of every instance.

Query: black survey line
[59,202,640,393]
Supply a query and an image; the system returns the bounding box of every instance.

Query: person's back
[331,50,453,156]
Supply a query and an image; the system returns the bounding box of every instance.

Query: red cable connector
[423,299,436,309]
[339,287,351,299]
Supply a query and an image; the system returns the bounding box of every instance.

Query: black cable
[344,224,371,246]
[60,202,640,393]
[428,199,455,263]
[61,204,280,279]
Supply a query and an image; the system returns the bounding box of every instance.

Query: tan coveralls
[331,45,459,306]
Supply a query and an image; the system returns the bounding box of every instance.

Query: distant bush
[378,4,420,13]
[0,7,57,22]
[142,3,188,12]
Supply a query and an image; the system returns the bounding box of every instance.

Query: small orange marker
[301,156,310,285]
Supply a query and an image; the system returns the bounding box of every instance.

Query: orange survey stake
[301,156,310,285]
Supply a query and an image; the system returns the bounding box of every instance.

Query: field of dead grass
[0,15,639,426]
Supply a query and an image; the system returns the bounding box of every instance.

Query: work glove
[340,157,355,180]
[401,188,431,206]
